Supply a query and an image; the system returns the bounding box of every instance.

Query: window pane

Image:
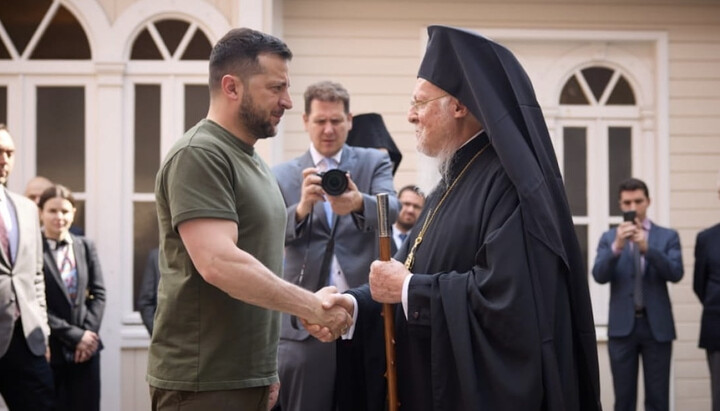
[608,127,632,216]
[181,30,212,61]
[0,0,52,56]
[131,28,162,60]
[581,66,613,102]
[184,84,209,132]
[574,224,588,276]
[36,86,85,191]
[560,76,589,105]
[134,201,159,310]
[154,19,189,56]
[606,76,636,105]
[0,86,6,124]
[563,127,587,216]
[31,5,90,60]
[134,85,161,193]
[0,39,10,59]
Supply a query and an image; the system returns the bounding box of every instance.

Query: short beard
[435,140,458,184]
[239,91,277,140]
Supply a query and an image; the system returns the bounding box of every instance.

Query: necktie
[399,233,408,243]
[0,211,10,263]
[57,242,78,300]
[632,243,643,310]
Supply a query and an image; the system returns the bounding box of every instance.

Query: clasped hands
[614,220,648,253]
[302,259,410,342]
[74,330,100,363]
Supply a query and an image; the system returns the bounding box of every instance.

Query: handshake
[300,286,355,342]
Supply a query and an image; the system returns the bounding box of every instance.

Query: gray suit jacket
[273,145,398,341]
[592,222,684,342]
[0,189,49,357]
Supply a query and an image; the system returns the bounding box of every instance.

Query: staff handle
[376,193,400,411]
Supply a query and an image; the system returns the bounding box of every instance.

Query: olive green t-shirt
[147,119,287,391]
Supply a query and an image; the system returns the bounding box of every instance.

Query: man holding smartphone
[592,177,684,411]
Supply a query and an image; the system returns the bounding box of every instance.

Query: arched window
[558,65,640,324]
[127,18,211,307]
[0,0,92,230]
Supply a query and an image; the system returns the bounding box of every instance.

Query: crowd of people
[0,24,718,411]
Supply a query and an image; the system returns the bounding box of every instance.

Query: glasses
[409,94,448,111]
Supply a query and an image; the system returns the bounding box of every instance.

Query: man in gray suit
[0,124,55,410]
[593,177,683,411]
[272,81,398,411]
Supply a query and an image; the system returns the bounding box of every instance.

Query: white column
[91,61,125,411]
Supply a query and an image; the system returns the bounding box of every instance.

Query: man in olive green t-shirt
[147,28,352,411]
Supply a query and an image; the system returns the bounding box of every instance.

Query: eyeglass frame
[409,94,449,111]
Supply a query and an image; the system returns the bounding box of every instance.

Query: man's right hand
[613,220,637,250]
[295,167,324,221]
[302,287,354,342]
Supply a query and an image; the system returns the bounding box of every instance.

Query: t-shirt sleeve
[163,146,239,230]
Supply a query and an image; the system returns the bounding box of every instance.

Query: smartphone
[622,210,637,223]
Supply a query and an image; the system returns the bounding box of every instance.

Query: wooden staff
[376,193,399,411]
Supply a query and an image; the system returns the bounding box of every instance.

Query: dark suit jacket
[694,223,720,351]
[272,145,398,341]
[0,190,48,357]
[43,234,105,364]
[592,222,683,342]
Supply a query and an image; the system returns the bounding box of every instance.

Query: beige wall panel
[675,323,701,342]
[676,361,711,382]
[670,79,720,98]
[671,155,720,172]
[676,376,713,398]
[670,137,720,153]
[291,75,417,95]
[671,191,720,209]
[672,61,720,80]
[673,303,703,324]
[670,98,720,117]
[670,42,720,61]
[289,56,419,76]
[670,117,720,135]
[671,171,720,190]
[289,38,420,57]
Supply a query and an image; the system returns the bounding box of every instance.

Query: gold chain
[404,143,491,270]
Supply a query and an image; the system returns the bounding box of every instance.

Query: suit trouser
[608,314,672,411]
[0,319,55,411]
[51,351,101,411]
[277,337,336,411]
[708,350,720,411]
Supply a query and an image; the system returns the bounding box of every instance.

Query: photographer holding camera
[272,81,398,411]
[592,177,684,411]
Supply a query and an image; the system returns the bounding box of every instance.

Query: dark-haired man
[392,185,425,252]
[147,29,351,411]
[593,177,683,411]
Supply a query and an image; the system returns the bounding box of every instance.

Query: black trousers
[51,351,101,411]
[0,319,55,411]
[608,314,672,411]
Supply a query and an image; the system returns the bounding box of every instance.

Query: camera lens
[321,169,348,196]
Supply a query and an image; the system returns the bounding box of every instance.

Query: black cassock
[347,134,596,411]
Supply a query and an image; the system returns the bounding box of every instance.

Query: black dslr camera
[317,169,348,196]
